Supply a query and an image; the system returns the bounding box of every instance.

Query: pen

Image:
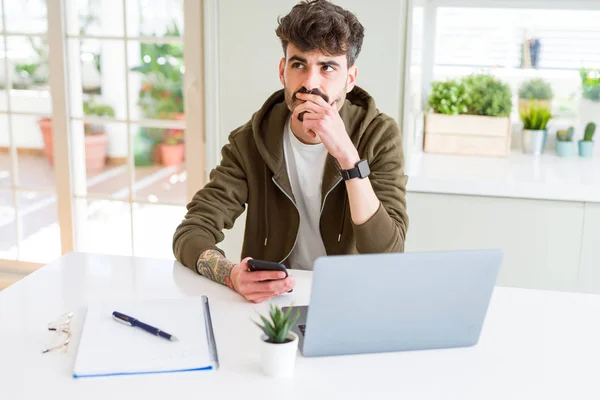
[112,311,179,342]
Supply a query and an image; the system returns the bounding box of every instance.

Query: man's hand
[230,258,296,303]
[292,91,360,169]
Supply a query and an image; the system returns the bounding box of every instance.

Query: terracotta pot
[85,133,108,172]
[37,118,54,164]
[159,143,185,166]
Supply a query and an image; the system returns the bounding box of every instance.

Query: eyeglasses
[42,312,73,354]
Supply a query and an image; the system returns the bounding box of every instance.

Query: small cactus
[557,126,575,142]
[583,122,596,142]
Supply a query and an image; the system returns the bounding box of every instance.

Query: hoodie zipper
[273,175,343,264]
[320,178,343,215]
[272,177,300,264]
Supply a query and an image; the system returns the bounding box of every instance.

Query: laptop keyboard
[298,324,306,336]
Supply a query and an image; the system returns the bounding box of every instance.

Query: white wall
[216,0,408,147]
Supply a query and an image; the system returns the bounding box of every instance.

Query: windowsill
[406,151,600,203]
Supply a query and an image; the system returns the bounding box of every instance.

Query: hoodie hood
[250,85,380,175]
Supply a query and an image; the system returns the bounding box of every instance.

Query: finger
[249,296,271,304]
[300,112,323,120]
[296,92,333,108]
[286,275,297,290]
[293,101,325,120]
[301,119,325,137]
[244,270,287,282]
[243,279,289,296]
[240,257,252,271]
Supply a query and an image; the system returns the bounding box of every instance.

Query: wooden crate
[424,113,511,157]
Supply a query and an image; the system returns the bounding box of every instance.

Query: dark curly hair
[275,0,365,67]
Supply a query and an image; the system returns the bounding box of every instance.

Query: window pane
[128,40,184,121]
[432,7,600,133]
[436,8,600,70]
[0,190,17,260]
[76,199,133,256]
[0,114,11,187]
[131,124,186,205]
[7,36,51,112]
[0,86,6,112]
[14,114,55,189]
[72,0,125,37]
[133,202,184,259]
[4,0,47,34]
[69,38,127,120]
[129,0,183,37]
[17,191,61,263]
[70,120,131,200]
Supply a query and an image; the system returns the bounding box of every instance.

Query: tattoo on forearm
[196,249,235,289]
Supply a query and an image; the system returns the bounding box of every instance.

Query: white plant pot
[259,332,298,378]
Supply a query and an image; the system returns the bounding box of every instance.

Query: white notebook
[73,296,218,378]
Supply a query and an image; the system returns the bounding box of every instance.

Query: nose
[303,66,322,92]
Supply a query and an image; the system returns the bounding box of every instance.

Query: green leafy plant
[83,97,115,135]
[520,106,552,130]
[428,79,469,115]
[583,122,596,142]
[162,128,184,145]
[254,303,300,344]
[580,68,600,102]
[83,98,115,118]
[131,22,183,119]
[518,78,553,100]
[462,74,512,117]
[556,127,574,142]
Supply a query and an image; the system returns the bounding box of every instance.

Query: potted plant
[579,122,596,157]
[83,97,115,171]
[37,117,54,163]
[36,97,115,171]
[158,127,185,166]
[579,68,600,156]
[254,303,300,378]
[555,127,575,157]
[424,73,512,157]
[518,78,553,114]
[520,105,552,155]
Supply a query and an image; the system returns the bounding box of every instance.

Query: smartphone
[247,259,288,277]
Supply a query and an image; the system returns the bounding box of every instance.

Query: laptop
[283,249,503,357]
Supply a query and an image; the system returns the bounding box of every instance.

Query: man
[173,0,408,303]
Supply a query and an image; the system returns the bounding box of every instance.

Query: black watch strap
[340,159,370,180]
[341,167,361,180]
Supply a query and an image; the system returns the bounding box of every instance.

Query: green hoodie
[173,86,408,271]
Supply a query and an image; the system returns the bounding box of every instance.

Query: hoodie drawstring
[338,192,347,242]
[264,164,269,247]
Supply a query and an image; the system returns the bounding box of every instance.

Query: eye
[322,65,335,72]
[291,62,304,69]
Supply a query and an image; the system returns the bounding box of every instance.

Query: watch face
[357,160,370,177]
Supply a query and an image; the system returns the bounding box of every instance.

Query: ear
[279,57,286,86]
[346,65,358,93]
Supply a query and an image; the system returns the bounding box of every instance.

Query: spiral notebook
[73,296,218,378]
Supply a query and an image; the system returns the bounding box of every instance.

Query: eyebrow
[288,55,341,67]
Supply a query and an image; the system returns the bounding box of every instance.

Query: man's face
[279,43,357,130]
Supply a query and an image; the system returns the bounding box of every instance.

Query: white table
[1,252,600,399]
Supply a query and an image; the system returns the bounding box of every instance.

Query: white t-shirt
[282,117,329,270]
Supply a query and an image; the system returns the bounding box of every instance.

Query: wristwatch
[340,159,370,180]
